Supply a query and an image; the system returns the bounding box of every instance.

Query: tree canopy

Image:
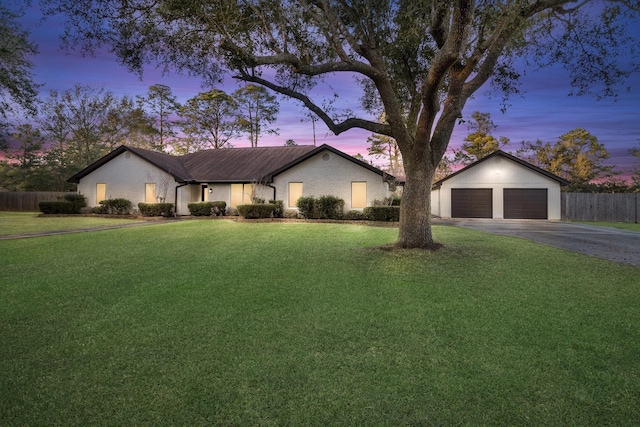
[455,111,509,165]
[0,5,40,135]
[136,84,180,152]
[518,128,614,185]
[41,0,640,248]
[177,89,239,152]
[234,84,280,148]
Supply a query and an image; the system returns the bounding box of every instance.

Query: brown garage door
[504,189,547,219]
[451,189,493,218]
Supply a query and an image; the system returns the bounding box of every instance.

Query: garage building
[431,150,569,220]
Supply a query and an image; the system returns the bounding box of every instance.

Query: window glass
[96,183,106,204]
[289,182,303,207]
[145,183,156,203]
[351,182,367,209]
[230,184,244,208]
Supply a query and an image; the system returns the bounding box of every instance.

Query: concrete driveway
[436,218,640,268]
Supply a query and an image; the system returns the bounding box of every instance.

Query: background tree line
[366,110,640,193]
[1,5,282,191]
[0,83,280,191]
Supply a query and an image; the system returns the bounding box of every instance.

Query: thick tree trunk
[396,154,438,249]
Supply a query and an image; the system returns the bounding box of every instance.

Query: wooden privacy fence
[0,192,75,212]
[562,192,640,223]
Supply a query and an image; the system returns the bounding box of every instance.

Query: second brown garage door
[451,188,493,218]
[503,189,547,219]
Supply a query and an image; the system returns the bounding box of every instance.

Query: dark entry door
[451,188,493,218]
[503,188,547,219]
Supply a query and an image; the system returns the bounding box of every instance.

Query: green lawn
[577,221,640,232]
[0,211,144,236]
[1,220,639,426]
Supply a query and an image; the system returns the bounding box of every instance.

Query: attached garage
[430,151,569,220]
[504,188,548,219]
[451,188,493,218]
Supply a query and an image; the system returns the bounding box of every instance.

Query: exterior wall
[272,149,389,211]
[208,184,230,205]
[431,187,440,216]
[76,152,196,215]
[205,183,274,208]
[432,156,562,220]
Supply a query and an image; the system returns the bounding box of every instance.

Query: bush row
[39,201,80,214]
[362,206,400,222]
[372,196,402,206]
[39,194,87,214]
[188,201,226,216]
[237,204,277,219]
[296,195,345,219]
[138,203,174,217]
[94,198,132,215]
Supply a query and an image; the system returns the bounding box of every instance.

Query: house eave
[67,146,190,184]
[269,144,394,181]
[433,150,570,187]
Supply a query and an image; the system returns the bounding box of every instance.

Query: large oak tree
[42,0,639,248]
[0,5,40,138]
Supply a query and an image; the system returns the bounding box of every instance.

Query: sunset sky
[15,5,640,177]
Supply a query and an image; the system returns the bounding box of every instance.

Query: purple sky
[18,5,640,178]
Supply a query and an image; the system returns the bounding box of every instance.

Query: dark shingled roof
[68,144,393,184]
[181,145,318,182]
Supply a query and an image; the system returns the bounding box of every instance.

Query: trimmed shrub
[296,196,316,219]
[316,195,344,219]
[211,201,226,216]
[363,206,400,222]
[189,201,227,216]
[372,196,402,206]
[39,201,79,214]
[63,193,87,210]
[225,207,239,216]
[39,193,86,214]
[283,209,301,219]
[296,195,345,219]
[268,200,284,218]
[237,204,276,219]
[345,210,365,220]
[138,202,174,217]
[98,198,132,215]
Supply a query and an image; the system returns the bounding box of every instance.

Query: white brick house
[68,144,395,215]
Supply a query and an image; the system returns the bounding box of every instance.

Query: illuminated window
[145,183,156,203]
[351,182,367,209]
[289,182,303,207]
[230,183,244,208]
[96,183,106,204]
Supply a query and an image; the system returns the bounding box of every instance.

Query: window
[230,183,244,208]
[145,183,156,203]
[96,183,106,204]
[351,182,367,209]
[289,182,303,208]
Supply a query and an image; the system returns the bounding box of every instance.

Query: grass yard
[1,220,639,426]
[577,221,640,232]
[0,211,144,236]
